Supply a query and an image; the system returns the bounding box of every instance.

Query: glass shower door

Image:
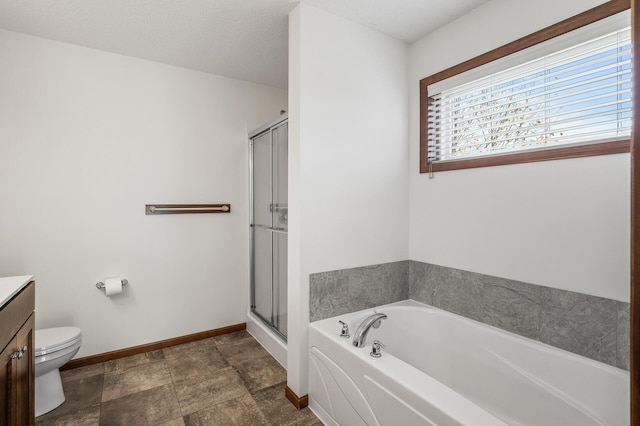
[252,131,273,324]
[250,118,287,340]
[271,122,287,337]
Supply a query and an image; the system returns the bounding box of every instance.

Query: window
[420,0,631,174]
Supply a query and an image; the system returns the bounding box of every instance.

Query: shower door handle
[264,227,287,235]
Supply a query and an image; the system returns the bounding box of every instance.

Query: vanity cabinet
[0,281,35,426]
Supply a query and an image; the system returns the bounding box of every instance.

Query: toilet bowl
[34,327,82,417]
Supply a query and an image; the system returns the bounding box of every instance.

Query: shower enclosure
[249,114,288,340]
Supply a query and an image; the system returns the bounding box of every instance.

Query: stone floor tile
[163,339,216,358]
[102,360,172,402]
[36,374,103,422]
[235,353,287,393]
[39,333,319,426]
[165,343,228,383]
[211,330,254,347]
[215,337,268,366]
[289,418,325,426]
[60,363,105,382]
[100,383,181,426]
[183,394,268,426]
[35,403,101,426]
[104,349,165,373]
[252,382,319,426]
[159,417,186,426]
[173,366,250,415]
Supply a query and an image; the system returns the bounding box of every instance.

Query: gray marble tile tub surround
[309,261,409,322]
[309,260,629,370]
[409,261,630,370]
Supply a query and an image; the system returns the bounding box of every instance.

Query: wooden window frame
[419,0,631,174]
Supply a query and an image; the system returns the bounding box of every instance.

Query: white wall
[288,4,409,395]
[409,0,630,303]
[0,29,287,357]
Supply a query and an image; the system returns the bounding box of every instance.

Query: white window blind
[427,13,631,165]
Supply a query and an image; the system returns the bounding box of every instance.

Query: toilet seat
[35,327,81,357]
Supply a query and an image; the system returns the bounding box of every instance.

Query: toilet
[34,327,82,417]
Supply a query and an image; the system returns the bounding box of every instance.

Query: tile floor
[36,331,322,426]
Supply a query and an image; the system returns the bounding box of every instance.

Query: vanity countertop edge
[0,275,34,309]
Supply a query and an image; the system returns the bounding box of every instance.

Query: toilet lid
[35,327,81,356]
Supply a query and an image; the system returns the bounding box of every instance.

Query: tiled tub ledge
[309,260,629,370]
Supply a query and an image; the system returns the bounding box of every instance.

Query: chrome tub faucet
[352,312,387,348]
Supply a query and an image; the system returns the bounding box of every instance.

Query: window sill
[419,139,630,174]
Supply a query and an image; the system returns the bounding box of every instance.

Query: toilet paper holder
[96,279,129,290]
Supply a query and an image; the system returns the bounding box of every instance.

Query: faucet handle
[370,340,386,358]
[338,320,350,338]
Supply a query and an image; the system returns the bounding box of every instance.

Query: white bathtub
[308,300,629,426]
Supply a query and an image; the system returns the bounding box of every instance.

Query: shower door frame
[249,114,288,342]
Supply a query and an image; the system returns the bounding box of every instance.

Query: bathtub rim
[309,298,629,425]
[310,298,629,377]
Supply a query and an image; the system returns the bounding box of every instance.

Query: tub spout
[352,312,387,348]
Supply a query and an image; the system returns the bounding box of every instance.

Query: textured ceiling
[304,0,489,43]
[0,0,488,89]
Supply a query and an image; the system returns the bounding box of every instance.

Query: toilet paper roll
[104,277,123,296]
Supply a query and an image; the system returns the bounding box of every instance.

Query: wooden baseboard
[61,322,246,370]
[285,385,309,410]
